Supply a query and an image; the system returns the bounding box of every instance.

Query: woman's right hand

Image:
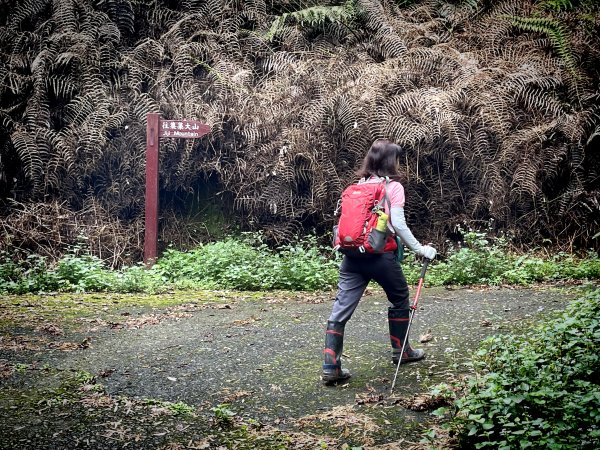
[418,245,437,260]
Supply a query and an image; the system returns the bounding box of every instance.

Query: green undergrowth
[420,229,600,287]
[1,231,598,294]
[425,287,600,449]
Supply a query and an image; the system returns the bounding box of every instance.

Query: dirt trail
[0,286,573,449]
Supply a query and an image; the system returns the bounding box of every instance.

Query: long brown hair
[357,139,405,182]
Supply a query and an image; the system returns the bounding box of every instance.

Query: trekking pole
[390,258,431,394]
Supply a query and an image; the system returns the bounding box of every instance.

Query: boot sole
[322,376,351,385]
[321,372,352,383]
[392,355,426,365]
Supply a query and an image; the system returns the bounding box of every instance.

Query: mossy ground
[0,285,580,449]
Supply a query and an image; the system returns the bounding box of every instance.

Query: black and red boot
[388,307,425,364]
[322,321,351,383]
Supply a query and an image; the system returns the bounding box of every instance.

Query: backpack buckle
[334,199,342,216]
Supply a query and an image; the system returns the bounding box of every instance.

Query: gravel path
[0,285,576,449]
[38,286,569,420]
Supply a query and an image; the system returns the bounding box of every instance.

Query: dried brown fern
[1,0,598,261]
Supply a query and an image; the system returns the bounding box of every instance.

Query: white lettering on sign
[161,130,204,138]
[159,119,211,139]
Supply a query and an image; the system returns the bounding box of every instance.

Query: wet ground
[0,285,578,449]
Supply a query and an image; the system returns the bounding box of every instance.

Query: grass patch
[0,290,264,334]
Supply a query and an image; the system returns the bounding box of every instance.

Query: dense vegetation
[1,3,598,443]
[1,0,599,265]
[429,288,599,449]
[1,231,598,294]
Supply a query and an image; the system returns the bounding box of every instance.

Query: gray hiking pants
[328,252,410,324]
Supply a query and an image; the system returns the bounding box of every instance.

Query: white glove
[418,245,437,260]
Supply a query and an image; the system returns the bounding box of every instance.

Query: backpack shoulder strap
[375,177,392,213]
[378,177,394,229]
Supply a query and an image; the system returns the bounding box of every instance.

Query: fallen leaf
[79,337,91,349]
[35,323,64,336]
[221,390,252,402]
[0,362,14,379]
[99,368,115,378]
[232,316,261,326]
[419,329,433,343]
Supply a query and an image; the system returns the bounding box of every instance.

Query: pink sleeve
[384,181,405,213]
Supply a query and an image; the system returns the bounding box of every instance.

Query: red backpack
[333,178,397,254]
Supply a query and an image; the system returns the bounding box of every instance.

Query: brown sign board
[159,119,211,139]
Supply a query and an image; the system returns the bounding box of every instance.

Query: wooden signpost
[144,113,211,266]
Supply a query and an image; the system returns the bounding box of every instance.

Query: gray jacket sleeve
[390,206,423,253]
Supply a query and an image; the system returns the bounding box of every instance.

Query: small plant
[427,226,513,286]
[114,263,165,293]
[425,225,600,287]
[0,253,60,293]
[55,252,116,292]
[211,403,237,427]
[73,370,95,385]
[166,401,196,416]
[14,363,30,374]
[143,399,196,416]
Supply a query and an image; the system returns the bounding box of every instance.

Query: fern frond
[98,0,135,36]
[64,93,98,127]
[257,52,298,75]
[511,159,541,197]
[131,93,160,122]
[384,116,431,147]
[45,74,77,99]
[11,128,44,194]
[8,0,51,28]
[506,15,579,78]
[53,0,78,33]
[372,28,407,58]
[146,4,185,31]
[105,109,129,131]
[500,121,557,168]
[515,85,565,117]
[267,1,356,41]
[97,20,122,45]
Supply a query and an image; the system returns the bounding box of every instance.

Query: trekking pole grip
[420,258,430,279]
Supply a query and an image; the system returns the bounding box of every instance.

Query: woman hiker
[322,139,437,383]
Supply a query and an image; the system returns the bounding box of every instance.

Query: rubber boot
[322,321,351,383]
[388,307,425,364]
